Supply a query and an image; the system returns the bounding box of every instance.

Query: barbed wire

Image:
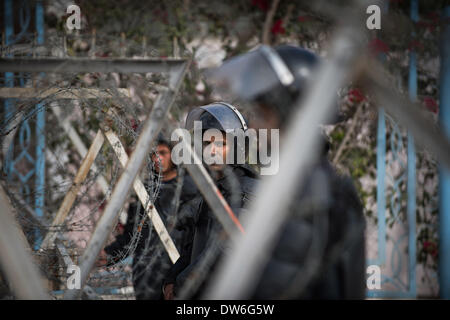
[1,1,444,298]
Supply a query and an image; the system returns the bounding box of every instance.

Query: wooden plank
[40,129,105,250]
[51,105,110,195]
[103,129,180,263]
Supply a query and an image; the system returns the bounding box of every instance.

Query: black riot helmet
[185,102,249,165]
[185,102,248,133]
[207,45,327,125]
[156,132,172,149]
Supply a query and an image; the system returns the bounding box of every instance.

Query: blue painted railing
[439,5,450,300]
[368,0,418,298]
[3,0,46,249]
[34,0,46,249]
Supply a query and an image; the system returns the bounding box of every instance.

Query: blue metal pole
[34,0,45,249]
[372,0,390,268]
[3,0,14,178]
[3,2,13,121]
[407,0,418,297]
[3,0,13,80]
[376,109,387,266]
[439,5,450,300]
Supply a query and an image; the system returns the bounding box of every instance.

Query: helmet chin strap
[215,101,248,131]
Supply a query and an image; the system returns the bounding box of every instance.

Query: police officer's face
[202,133,230,172]
[152,144,173,174]
[250,103,280,131]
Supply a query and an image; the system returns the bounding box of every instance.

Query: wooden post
[40,130,105,250]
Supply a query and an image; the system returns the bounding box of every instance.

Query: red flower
[432,249,438,258]
[368,38,389,55]
[408,40,424,51]
[423,241,438,258]
[348,88,366,103]
[423,97,438,114]
[417,12,440,32]
[130,119,138,131]
[271,19,285,35]
[427,12,440,21]
[251,0,269,11]
[417,21,436,32]
[298,15,311,23]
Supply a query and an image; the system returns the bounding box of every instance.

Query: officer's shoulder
[235,164,259,180]
[325,163,363,212]
[327,164,359,195]
[182,174,197,190]
[238,178,258,204]
[236,165,259,189]
[181,174,200,200]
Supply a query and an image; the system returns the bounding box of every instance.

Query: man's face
[152,144,173,174]
[250,103,281,131]
[202,132,230,172]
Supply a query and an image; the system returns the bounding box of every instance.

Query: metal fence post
[376,108,387,267]
[439,5,450,300]
[34,0,46,250]
[3,0,14,165]
[406,0,418,297]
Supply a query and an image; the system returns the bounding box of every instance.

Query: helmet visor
[205,46,287,102]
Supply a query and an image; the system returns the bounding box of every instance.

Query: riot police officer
[164,102,258,299]
[207,45,366,299]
